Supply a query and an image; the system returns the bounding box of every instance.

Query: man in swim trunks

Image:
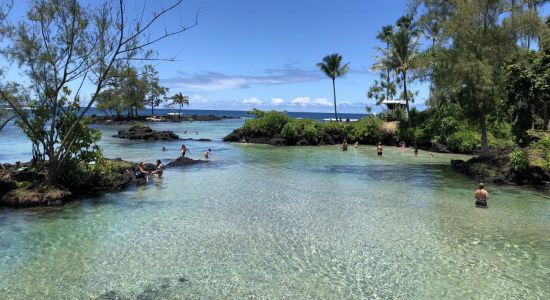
[474,183,489,207]
[136,162,150,182]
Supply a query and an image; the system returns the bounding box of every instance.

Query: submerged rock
[116,126,179,140]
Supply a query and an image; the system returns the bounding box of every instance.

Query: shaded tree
[0,0,198,184]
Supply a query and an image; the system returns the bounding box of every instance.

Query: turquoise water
[1,120,550,299]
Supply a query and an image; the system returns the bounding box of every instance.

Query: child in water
[204,148,211,159]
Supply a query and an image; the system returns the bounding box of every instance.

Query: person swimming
[354,141,359,149]
[162,146,166,151]
[376,142,383,156]
[204,148,211,159]
[151,160,164,177]
[474,183,489,208]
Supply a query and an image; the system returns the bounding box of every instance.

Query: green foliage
[529,137,550,170]
[281,122,298,140]
[243,110,291,137]
[445,129,480,153]
[509,148,529,172]
[348,116,383,143]
[302,124,318,141]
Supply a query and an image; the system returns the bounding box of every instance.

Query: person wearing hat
[474,183,489,207]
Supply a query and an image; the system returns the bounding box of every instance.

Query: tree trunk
[48,159,60,185]
[332,78,338,121]
[531,102,535,130]
[480,113,489,156]
[544,101,549,130]
[403,72,411,127]
[151,104,154,116]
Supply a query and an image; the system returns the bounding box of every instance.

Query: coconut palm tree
[376,25,395,101]
[170,92,189,115]
[317,53,350,121]
[374,16,420,121]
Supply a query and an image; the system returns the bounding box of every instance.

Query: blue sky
[4,1,548,113]
[153,0,416,113]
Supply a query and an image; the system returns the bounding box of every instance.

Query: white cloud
[243,97,263,105]
[271,98,284,105]
[313,98,331,106]
[191,94,208,103]
[291,97,332,107]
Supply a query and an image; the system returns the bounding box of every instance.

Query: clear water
[1,120,549,299]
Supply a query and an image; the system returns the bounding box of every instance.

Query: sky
[151,0,417,113]
[3,0,548,113]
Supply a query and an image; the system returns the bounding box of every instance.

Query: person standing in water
[151,160,164,177]
[341,141,348,151]
[376,142,383,156]
[354,141,359,149]
[474,183,489,207]
[180,144,191,157]
[204,148,211,159]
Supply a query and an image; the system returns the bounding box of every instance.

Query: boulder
[167,156,208,167]
[431,143,451,153]
[269,137,288,146]
[116,126,179,140]
[223,130,242,142]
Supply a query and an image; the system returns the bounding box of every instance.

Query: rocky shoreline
[0,157,208,208]
[90,114,237,125]
[451,150,550,186]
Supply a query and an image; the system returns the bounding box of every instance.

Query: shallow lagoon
[1,120,549,299]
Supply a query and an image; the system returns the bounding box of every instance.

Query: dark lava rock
[269,137,288,146]
[97,290,128,300]
[167,156,208,167]
[116,126,179,140]
[178,277,188,283]
[223,129,242,142]
[180,138,212,142]
[1,184,72,207]
[431,142,451,153]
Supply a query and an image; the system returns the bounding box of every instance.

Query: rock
[1,184,72,207]
[269,137,288,146]
[116,126,179,140]
[223,130,242,142]
[431,143,451,153]
[167,156,208,167]
[180,138,212,142]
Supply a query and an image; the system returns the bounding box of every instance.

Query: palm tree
[374,16,420,122]
[317,53,350,121]
[376,25,394,101]
[170,92,189,116]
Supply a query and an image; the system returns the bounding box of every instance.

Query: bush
[446,129,480,153]
[243,110,290,137]
[509,148,529,172]
[529,137,550,170]
[302,124,318,142]
[281,122,298,140]
[349,116,382,143]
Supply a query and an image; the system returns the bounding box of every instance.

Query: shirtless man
[474,183,489,207]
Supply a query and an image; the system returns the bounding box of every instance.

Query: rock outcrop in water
[1,159,141,207]
[167,156,207,167]
[116,126,179,140]
[451,149,550,185]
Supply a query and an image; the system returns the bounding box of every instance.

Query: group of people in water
[134,144,213,182]
[339,141,405,157]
